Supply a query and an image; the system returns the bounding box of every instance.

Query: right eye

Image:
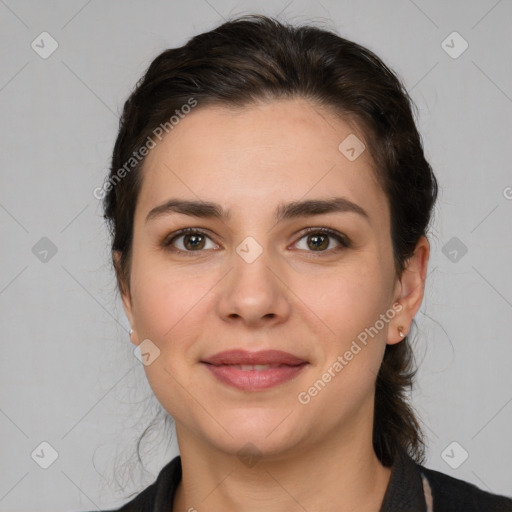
[163,228,220,254]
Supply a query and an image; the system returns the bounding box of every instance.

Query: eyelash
[162,227,351,256]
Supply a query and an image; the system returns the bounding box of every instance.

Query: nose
[216,242,292,329]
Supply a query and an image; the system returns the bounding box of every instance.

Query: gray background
[1,0,511,510]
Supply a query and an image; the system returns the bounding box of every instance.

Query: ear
[114,250,138,345]
[387,235,430,345]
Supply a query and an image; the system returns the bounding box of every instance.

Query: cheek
[298,265,391,412]
[130,253,202,340]
[304,259,391,341]
[129,258,220,390]
[129,266,204,417]
[301,258,393,395]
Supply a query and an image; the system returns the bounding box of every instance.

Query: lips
[201,349,308,391]
[202,349,307,366]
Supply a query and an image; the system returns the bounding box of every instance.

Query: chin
[205,408,305,457]
[214,431,302,462]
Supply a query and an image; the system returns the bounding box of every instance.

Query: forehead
[137,98,389,228]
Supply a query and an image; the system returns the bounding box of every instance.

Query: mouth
[201,349,309,391]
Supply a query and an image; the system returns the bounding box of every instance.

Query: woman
[95,14,512,512]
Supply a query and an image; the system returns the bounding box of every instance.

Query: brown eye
[294,228,350,253]
[182,233,206,250]
[306,233,329,251]
[163,227,349,256]
[164,228,218,253]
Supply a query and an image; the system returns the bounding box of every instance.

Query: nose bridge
[232,234,277,301]
[217,233,290,325]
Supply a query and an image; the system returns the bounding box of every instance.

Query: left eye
[294,228,349,252]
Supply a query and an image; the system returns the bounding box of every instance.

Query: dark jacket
[92,448,512,511]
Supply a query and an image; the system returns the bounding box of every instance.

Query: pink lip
[202,349,307,366]
[201,349,308,391]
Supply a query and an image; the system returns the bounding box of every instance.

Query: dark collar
[378,448,427,512]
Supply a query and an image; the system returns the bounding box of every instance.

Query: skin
[117,97,430,511]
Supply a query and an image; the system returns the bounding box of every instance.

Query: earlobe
[387,313,408,346]
[128,327,138,346]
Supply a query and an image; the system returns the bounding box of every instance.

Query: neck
[172,421,392,511]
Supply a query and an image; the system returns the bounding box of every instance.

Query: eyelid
[163,227,219,254]
[294,227,350,250]
[162,226,350,254]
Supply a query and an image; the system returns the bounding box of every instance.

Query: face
[119,98,421,460]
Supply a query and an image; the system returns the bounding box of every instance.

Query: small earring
[398,327,405,338]
[129,328,133,335]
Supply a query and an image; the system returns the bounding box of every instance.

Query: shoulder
[419,465,512,512]
[82,455,182,512]
[79,484,158,512]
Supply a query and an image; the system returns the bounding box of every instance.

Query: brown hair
[104,14,437,468]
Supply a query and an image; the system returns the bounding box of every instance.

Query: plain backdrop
[1,0,511,510]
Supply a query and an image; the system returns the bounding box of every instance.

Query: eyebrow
[145,197,370,224]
